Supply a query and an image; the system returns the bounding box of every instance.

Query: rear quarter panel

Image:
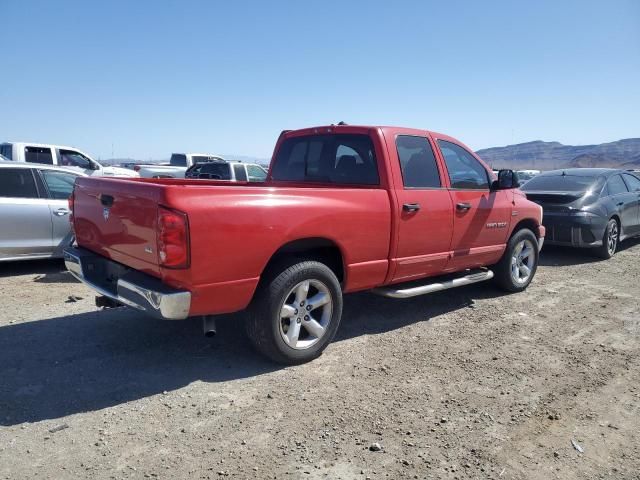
[160,185,392,315]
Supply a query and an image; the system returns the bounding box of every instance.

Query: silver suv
[0,161,84,262]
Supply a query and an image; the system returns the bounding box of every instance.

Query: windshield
[522,174,600,192]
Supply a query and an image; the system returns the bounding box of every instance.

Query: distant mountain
[476,138,640,170]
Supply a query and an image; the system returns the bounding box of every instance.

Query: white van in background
[0,142,139,177]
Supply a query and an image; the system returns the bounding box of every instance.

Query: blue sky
[1,0,638,160]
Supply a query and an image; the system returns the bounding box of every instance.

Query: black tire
[245,261,343,365]
[493,228,539,292]
[594,218,619,260]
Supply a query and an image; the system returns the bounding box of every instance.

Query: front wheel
[245,261,343,364]
[494,229,539,292]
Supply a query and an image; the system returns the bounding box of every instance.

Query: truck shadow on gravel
[0,259,79,284]
[0,283,504,426]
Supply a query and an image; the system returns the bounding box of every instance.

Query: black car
[522,168,640,258]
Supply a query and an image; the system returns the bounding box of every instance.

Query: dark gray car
[522,168,640,258]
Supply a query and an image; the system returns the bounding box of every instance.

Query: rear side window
[233,164,247,181]
[41,170,78,199]
[396,136,441,188]
[0,168,39,198]
[246,164,267,182]
[199,163,231,180]
[438,140,489,189]
[606,175,629,195]
[622,173,640,192]
[170,154,187,166]
[0,144,12,160]
[271,134,379,185]
[25,146,54,165]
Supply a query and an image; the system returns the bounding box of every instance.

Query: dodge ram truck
[64,125,545,364]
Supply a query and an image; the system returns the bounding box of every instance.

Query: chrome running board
[372,269,494,299]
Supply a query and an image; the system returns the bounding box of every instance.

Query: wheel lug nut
[296,318,301,324]
[294,309,298,315]
[300,302,305,307]
[304,315,309,321]
[306,305,312,311]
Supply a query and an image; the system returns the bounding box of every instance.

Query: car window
[272,134,379,185]
[24,146,54,165]
[170,154,187,166]
[606,175,629,196]
[396,135,441,188]
[246,165,267,182]
[41,170,78,199]
[59,149,93,169]
[622,174,640,192]
[199,163,231,180]
[522,174,599,192]
[0,168,39,198]
[233,164,247,181]
[437,140,489,189]
[192,155,222,164]
[0,144,13,160]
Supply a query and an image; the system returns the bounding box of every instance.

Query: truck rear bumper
[63,246,191,320]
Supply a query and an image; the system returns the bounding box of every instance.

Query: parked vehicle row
[134,153,225,178]
[0,142,138,178]
[184,160,267,181]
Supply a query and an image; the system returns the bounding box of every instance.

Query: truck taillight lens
[157,207,190,269]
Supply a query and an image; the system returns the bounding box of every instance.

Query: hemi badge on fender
[512,210,519,216]
[486,222,507,229]
[145,246,153,254]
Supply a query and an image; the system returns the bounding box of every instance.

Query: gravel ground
[1,240,639,480]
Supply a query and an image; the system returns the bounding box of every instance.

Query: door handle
[402,203,421,212]
[617,201,624,206]
[54,208,70,216]
[456,202,472,211]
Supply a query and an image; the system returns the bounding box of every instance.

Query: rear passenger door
[621,174,640,234]
[436,139,512,271]
[391,135,454,282]
[0,168,54,259]
[607,174,635,237]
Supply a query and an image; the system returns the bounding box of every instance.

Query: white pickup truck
[0,142,138,177]
[134,153,225,178]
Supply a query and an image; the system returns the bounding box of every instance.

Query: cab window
[438,140,489,189]
[59,149,94,169]
[24,146,54,165]
[396,136,441,188]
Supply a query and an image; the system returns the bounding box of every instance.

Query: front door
[435,139,512,271]
[391,135,454,282]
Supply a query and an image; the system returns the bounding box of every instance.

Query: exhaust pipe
[202,316,217,337]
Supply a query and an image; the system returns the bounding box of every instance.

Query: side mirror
[491,169,518,191]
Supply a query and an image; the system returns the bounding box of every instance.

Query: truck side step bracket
[372,269,494,299]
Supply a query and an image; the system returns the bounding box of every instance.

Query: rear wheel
[595,218,619,259]
[494,229,539,292]
[245,261,343,364]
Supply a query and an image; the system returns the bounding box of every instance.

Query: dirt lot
[1,241,639,480]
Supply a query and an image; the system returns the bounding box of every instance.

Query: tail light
[157,207,190,268]
[134,165,141,172]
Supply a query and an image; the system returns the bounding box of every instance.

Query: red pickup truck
[64,125,545,364]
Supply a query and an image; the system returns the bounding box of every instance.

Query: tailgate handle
[100,194,114,207]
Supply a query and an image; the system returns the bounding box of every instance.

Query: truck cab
[0,142,138,178]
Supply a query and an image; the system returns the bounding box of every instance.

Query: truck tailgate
[73,177,162,276]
